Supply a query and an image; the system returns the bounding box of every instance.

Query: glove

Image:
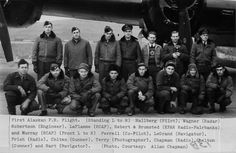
[64,67,70,77]
[33,62,38,73]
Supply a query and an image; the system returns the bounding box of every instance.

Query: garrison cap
[198,27,209,35]
[104,26,113,33]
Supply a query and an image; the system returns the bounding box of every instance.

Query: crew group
[3,21,233,116]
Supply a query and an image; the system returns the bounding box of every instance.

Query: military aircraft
[0,0,235,67]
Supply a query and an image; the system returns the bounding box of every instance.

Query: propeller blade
[178,8,192,51]
[0,3,13,62]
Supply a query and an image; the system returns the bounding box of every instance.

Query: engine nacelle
[2,0,43,27]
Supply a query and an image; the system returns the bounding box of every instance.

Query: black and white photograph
[0,0,235,153]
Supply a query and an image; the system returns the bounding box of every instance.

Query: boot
[102,107,111,114]
[56,104,65,114]
[208,104,216,113]
[39,110,48,116]
[219,105,226,112]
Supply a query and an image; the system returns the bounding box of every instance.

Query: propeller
[0,2,13,62]
[176,0,197,51]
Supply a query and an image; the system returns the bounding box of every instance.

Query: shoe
[116,111,121,115]
[56,105,65,114]
[127,111,133,116]
[127,110,135,116]
[219,106,226,112]
[88,112,95,117]
[39,110,48,116]
[21,111,28,115]
[102,108,111,115]
[179,110,186,114]
[208,108,216,114]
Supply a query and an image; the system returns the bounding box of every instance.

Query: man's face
[216,67,225,77]
[72,29,80,39]
[189,68,197,76]
[78,68,88,79]
[171,32,179,43]
[18,64,29,75]
[105,31,113,40]
[124,30,132,39]
[138,66,147,76]
[148,34,156,44]
[200,33,208,42]
[50,68,61,78]
[44,24,53,34]
[109,70,118,80]
[165,66,175,75]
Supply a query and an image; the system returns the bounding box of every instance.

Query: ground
[0,59,235,118]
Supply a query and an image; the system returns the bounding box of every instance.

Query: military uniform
[142,43,163,84]
[155,67,180,114]
[3,72,38,115]
[119,36,142,81]
[37,70,70,115]
[95,35,121,83]
[179,63,205,114]
[32,31,63,80]
[127,71,154,115]
[162,41,189,76]
[206,67,233,112]
[101,77,128,114]
[69,72,101,116]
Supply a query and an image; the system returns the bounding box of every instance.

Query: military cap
[77,63,89,71]
[104,26,113,33]
[44,21,53,26]
[165,60,176,68]
[198,27,209,35]
[122,24,133,31]
[50,63,59,71]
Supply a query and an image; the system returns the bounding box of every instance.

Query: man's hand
[172,52,178,59]
[18,86,26,97]
[170,101,177,108]
[21,99,31,111]
[176,52,180,57]
[170,87,177,92]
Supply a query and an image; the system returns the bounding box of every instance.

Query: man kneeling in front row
[69,63,101,117]
[127,63,154,116]
[3,59,39,115]
[37,63,70,116]
[206,64,233,113]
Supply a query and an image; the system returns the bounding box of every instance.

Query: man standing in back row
[119,24,142,81]
[95,26,121,83]
[32,21,63,80]
[64,26,93,77]
[162,31,189,77]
